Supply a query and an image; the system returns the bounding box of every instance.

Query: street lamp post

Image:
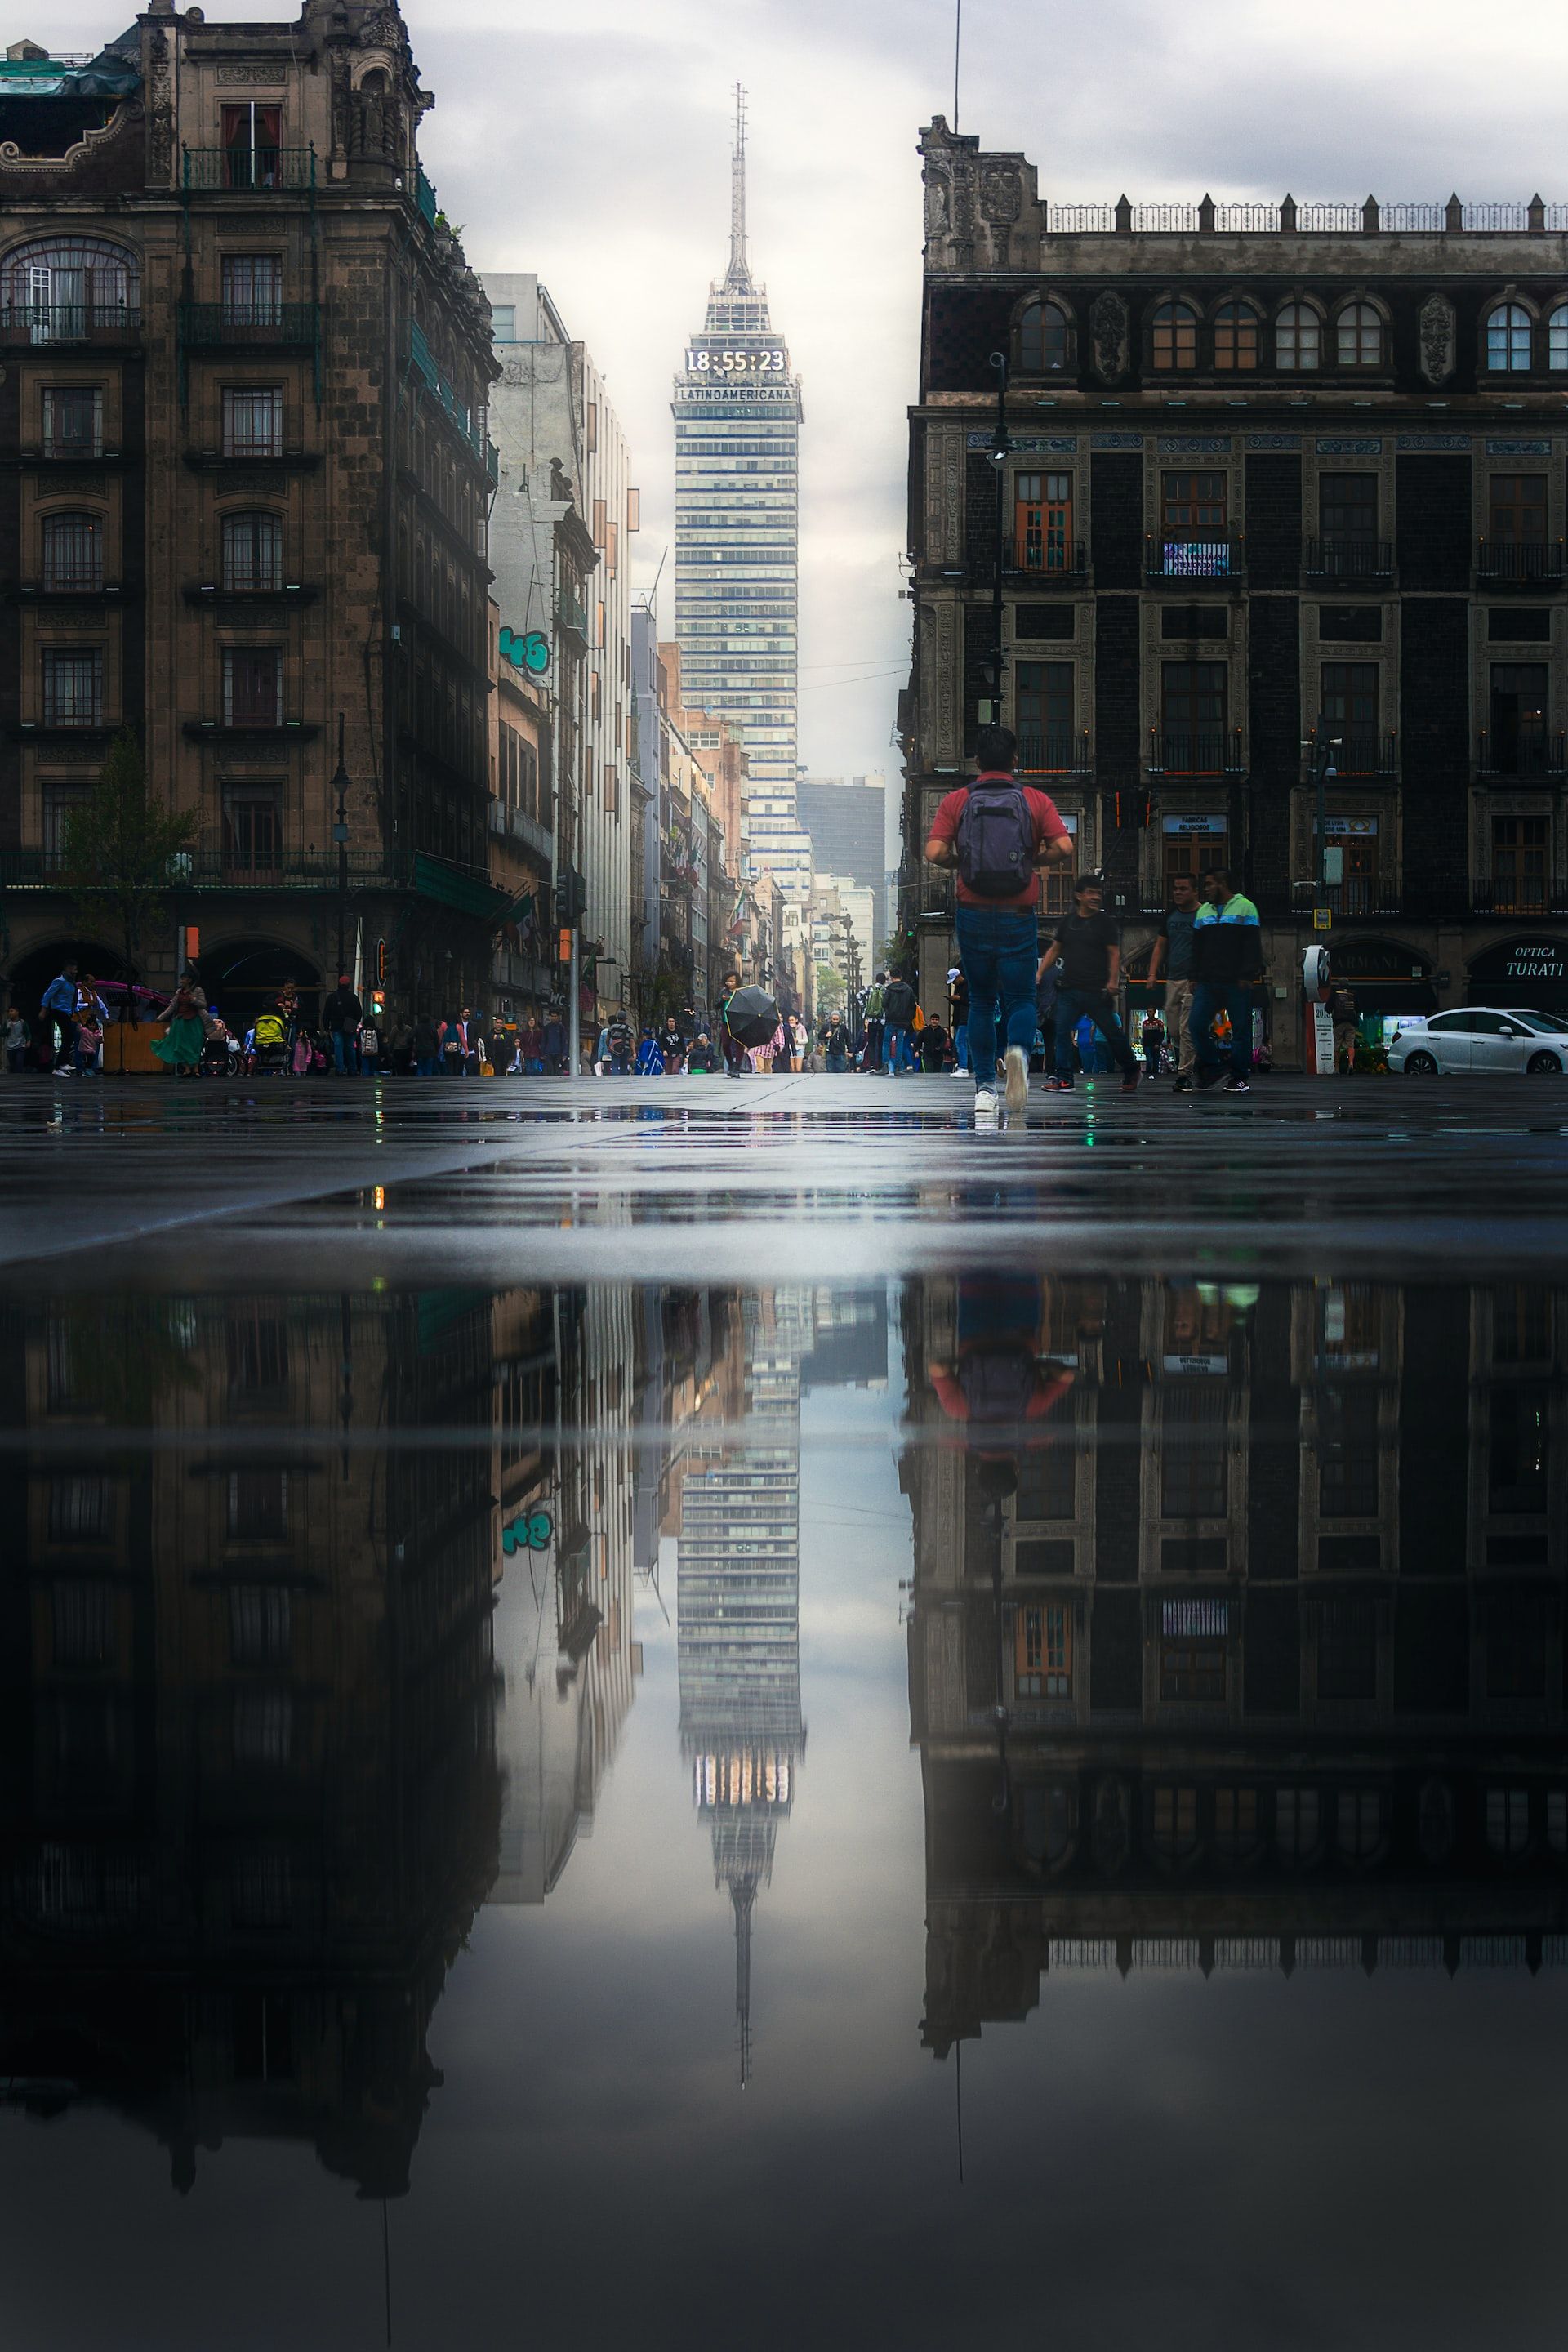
[1307,711,1341,921]
[330,711,350,981]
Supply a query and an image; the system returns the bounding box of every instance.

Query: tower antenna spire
[727,82,751,289]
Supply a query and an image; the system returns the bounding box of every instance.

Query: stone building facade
[901,122,1568,1058]
[0,0,502,1043]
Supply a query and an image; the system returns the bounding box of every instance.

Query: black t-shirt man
[1051,909,1120,995]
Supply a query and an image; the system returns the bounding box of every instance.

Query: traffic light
[554,869,586,926]
[375,938,386,985]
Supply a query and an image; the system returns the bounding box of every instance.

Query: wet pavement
[2,1076,1567,2347]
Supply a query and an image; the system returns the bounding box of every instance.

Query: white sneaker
[1003,1045,1029,1115]
[973,1085,1001,1120]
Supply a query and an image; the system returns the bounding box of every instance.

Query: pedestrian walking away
[1147,871,1201,1090]
[40,960,82,1074]
[947,966,970,1072]
[1038,874,1140,1093]
[1191,866,1263,1094]
[879,973,918,1077]
[862,975,885,1071]
[4,1006,30,1073]
[1139,1009,1166,1081]
[323,974,363,1075]
[924,722,1075,1120]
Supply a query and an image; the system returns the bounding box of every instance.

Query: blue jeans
[416,1056,436,1076]
[954,904,1040,1081]
[954,1022,969,1071]
[332,1030,358,1075]
[1053,987,1137,1080]
[884,1025,911,1074]
[1192,982,1254,1080]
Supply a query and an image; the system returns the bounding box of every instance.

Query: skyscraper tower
[674,92,808,893]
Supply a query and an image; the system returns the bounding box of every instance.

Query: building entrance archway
[199,939,323,1039]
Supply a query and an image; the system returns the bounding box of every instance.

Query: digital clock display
[685,349,787,374]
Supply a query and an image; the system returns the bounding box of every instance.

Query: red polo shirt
[927,773,1073,909]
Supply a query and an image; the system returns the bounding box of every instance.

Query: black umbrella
[723,985,781,1049]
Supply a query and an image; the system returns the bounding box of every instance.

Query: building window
[1486,1594,1546,1699]
[1017,1439,1076,1518]
[1486,1788,1531,1855]
[48,1474,111,1541]
[42,782,91,871]
[1549,305,1568,372]
[1276,1787,1320,1861]
[1321,658,1380,771]
[1320,822,1380,915]
[1548,1791,1567,1854]
[1151,1784,1200,1854]
[230,1584,292,1668]
[1487,1386,1548,1514]
[1158,470,1230,577]
[222,789,281,875]
[1316,1603,1378,1703]
[1316,1383,1380,1516]
[1019,298,1071,372]
[1160,1383,1229,1517]
[40,511,105,594]
[221,254,283,329]
[42,648,104,728]
[1488,472,1549,563]
[227,1468,287,1539]
[1490,1285,1553,1366]
[0,235,139,338]
[222,385,283,459]
[227,1310,289,1393]
[1486,302,1533,372]
[1013,470,1073,571]
[221,510,283,592]
[223,647,283,727]
[1015,658,1074,771]
[1213,1787,1260,1860]
[1160,659,1227,773]
[1276,302,1321,370]
[1151,300,1199,371]
[220,103,283,190]
[1213,301,1259,370]
[1492,813,1548,911]
[1335,302,1383,368]
[230,1846,291,1929]
[1334,1788,1385,1859]
[42,386,103,458]
[52,1579,112,1668]
[1488,662,1549,775]
[1318,471,1378,547]
[491,304,516,342]
[1015,1602,1071,1699]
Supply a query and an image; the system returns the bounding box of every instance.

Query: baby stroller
[200,1013,243,1078]
[250,1009,291,1076]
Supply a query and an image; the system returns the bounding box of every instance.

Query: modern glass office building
[673,105,803,815]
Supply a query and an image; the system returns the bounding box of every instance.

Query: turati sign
[1469,938,1568,987]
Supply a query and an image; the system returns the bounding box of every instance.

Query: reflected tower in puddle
[677,1290,810,2081]
[0,1292,502,2195]
[903,1274,1568,2047]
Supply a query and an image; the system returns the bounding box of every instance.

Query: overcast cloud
[44,0,1568,777]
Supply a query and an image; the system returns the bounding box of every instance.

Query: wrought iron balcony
[1007,541,1089,579]
[1148,728,1246,776]
[0,305,140,347]
[1476,730,1566,778]
[1311,730,1399,777]
[182,717,320,742]
[1145,531,1244,585]
[1303,537,1395,580]
[1290,878,1399,917]
[555,588,590,648]
[1476,538,1566,586]
[1471,880,1567,915]
[0,846,395,890]
[181,145,316,192]
[409,321,490,470]
[182,580,318,608]
[178,301,320,350]
[1017,728,1093,777]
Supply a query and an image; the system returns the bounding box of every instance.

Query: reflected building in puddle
[677,1290,813,2080]
[0,1290,502,2194]
[902,1275,1568,2050]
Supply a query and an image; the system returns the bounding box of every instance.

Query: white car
[1389,1005,1568,1075]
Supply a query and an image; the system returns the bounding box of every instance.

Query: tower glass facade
[673,103,804,852]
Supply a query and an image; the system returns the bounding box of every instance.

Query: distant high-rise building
[798,773,889,953]
[673,91,804,840]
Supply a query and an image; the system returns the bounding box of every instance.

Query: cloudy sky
[51,0,1568,781]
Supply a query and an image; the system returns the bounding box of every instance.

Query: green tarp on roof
[412,852,511,922]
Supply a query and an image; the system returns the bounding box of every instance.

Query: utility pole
[331,711,350,979]
[1307,712,1341,924]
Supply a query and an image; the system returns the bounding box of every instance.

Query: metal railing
[1041,198,1568,235]
[1303,537,1395,579]
[1017,728,1093,775]
[1009,541,1089,577]
[1290,878,1395,915]
[1146,532,1244,582]
[408,320,489,468]
[1476,539,1566,585]
[416,166,438,225]
[0,305,140,346]
[1150,728,1246,775]
[1472,880,1564,915]
[555,587,590,643]
[1312,731,1399,776]
[182,145,316,192]
[1476,730,1567,777]
[178,301,319,348]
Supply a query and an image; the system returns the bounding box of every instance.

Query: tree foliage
[60,729,197,1000]
[813,960,846,1013]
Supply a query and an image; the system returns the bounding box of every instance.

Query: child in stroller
[200,1009,242,1077]
[248,1008,291,1076]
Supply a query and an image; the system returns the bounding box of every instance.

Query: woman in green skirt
[152,967,209,1078]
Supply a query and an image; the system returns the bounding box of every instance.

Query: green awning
[412,853,511,921]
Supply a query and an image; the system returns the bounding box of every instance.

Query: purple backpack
[956,780,1035,898]
[958,1347,1037,1424]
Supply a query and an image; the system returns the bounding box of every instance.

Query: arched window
[1151,300,1198,371]
[221,510,283,592]
[40,510,104,593]
[0,235,139,341]
[1486,301,1533,372]
[1276,302,1321,370]
[1213,301,1259,371]
[1548,304,1568,372]
[1336,302,1383,369]
[1151,1784,1200,1862]
[1019,297,1071,373]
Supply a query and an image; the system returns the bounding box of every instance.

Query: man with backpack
[880,972,918,1076]
[322,973,363,1076]
[604,1009,635,1075]
[1038,874,1141,1093]
[924,723,1075,1120]
[862,974,885,1071]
